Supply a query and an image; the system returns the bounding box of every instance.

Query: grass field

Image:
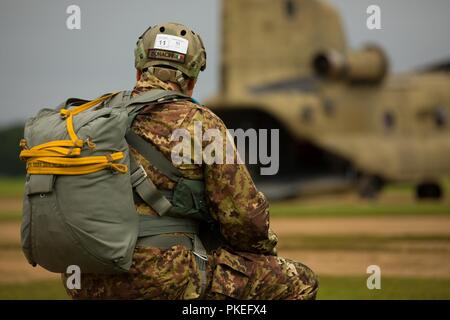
[0,177,24,199]
[0,280,68,300]
[1,177,449,221]
[317,276,450,300]
[1,177,449,300]
[271,201,450,217]
[278,234,450,251]
[1,276,449,300]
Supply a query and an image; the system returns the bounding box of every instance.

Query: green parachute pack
[19,89,211,274]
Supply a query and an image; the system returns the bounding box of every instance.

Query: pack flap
[27,175,54,195]
[124,89,189,109]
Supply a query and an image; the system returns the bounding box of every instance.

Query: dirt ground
[0,198,23,211]
[271,216,450,236]
[280,250,450,278]
[1,215,449,283]
[274,216,450,278]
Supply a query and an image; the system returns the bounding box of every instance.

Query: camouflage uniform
[63,73,318,300]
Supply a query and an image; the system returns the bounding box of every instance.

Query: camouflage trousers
[63,245,318,300]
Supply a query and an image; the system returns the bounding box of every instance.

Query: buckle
[130,164,148,187]
[193,251,208,261]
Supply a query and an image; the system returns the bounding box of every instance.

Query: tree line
[0,124,26,176]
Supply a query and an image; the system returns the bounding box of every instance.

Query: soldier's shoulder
[187,100,227,127]
[155,98,228,131]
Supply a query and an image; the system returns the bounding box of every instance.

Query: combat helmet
[135,22,207,93]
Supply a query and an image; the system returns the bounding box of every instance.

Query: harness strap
[136,234,193,249]
[138,215,208,298]
[126,130,182,182]
[129,155,173,216]
[122,89,190,214]
[138,215,198,236]
[124,89,208,298]
[124,89,191,128]
[192,233,208,298]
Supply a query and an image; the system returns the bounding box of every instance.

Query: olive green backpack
[19,89,211,274]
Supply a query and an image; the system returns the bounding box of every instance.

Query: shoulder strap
[124,88,190,181]
[124,89,189,109]
[123,89,197,216]
[125,130,182,181]
[126,89,191,128]
[128,154,173,216]
[57,91,125,111]
[106,90,131,107]
[56,98,90,110]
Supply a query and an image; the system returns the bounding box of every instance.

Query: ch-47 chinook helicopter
[206,0,450,200]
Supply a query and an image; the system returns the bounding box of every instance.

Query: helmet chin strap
[148,67,189,94]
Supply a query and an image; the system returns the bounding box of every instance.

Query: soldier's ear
[185,78,197,97]
[136,70,142,81]
[187,78,197,91]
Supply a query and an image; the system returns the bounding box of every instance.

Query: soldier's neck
[132,74,178,96]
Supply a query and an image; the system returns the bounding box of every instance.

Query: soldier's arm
[197,108,278,255]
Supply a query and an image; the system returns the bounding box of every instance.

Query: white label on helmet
[154,34,189,54]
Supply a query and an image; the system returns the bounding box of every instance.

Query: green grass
[0,177,24,222]
[0,280,68,300]
[318,276,450,300]
[2,200,450,223]
[1,177,450,219]
[4,203,450,221]
[270,202,450,217]
[1,277,449,300]
[269,179,450,217]
[0,177,24,198]
[278,234,450,251]
[3,202,450,221]
[0,211,22,222]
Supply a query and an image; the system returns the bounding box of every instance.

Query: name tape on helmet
[154,34,189,54]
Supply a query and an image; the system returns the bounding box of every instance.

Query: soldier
[63,22,318,300]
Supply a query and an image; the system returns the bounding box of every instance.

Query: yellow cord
[20,93,127,175]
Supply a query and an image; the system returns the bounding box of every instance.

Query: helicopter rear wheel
[415,182,442,200]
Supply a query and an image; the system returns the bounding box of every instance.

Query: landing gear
[358,175,384,199]
[415,182,443,200]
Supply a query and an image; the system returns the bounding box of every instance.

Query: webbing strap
[137,215,208,298]
[136,234,193,249]
[124,89,189,109]
[126,130,182,182]
[124,89,191,130]
[126,89,208,298]
[192,233,208,298]
[138,215,199,237]
[129,155,173,216]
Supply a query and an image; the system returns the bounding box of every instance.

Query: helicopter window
[434,107,447,128]
[383,111,395,130]
[285,0,296,18]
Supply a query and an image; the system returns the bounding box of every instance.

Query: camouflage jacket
[130,73,278,255]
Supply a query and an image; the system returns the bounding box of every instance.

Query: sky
[0,0,449,126]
